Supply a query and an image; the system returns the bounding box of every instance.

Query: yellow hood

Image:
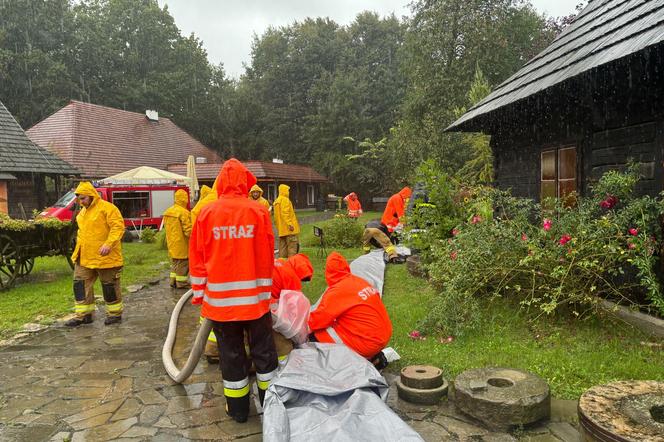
[278,184,290,198]
[174,189,188,208]
[74,182,99,200]
[250,184,264,198]
[199,185,212,200]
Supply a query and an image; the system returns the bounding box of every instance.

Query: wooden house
[448,0,664,200]
[0,100,79,218]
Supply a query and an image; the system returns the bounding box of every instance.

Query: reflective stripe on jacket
[189,159,275,322]
[71,181,125,269]
[162,189,191,259]
[273,184,300,237]
[308,252,392,358]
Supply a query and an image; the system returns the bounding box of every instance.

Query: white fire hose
[162,289,212,383]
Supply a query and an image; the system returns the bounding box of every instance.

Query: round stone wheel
[578,380,664,442]
[397,377,448,405]
[454,367,550,430]
[401,365,444,390]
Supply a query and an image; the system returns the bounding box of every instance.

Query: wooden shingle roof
[0,100,79,175]
[448,0,664,132]
[27,101,221,179]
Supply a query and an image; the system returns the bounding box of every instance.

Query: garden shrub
[419,164,664,336]
[155,229,168,250]
[140,227,156,243]
[303,214,364,248]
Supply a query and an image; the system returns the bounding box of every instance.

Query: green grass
[0,242,169,339]
[298,214,664,400]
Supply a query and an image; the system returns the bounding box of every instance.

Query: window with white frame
[307,185,315,206]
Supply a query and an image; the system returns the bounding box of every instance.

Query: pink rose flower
[471,215,482,225]
[521,233,528,241]
[629,228,638,236]
[628,242,636,250]
[559,234,572,246]
[452,228,460,236]
[543,218,552,231]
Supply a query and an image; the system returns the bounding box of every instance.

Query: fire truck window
[113,192,150,218]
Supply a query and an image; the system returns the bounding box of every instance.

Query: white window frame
[307,185,315,206]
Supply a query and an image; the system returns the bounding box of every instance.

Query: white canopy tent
[99,166,191,186]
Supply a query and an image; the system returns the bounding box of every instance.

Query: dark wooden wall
[489,44,664,201]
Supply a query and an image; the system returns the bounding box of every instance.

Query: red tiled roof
[26,101,221,178]
[167,161,327,183]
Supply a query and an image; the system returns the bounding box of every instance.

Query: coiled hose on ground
[162,289,212,383]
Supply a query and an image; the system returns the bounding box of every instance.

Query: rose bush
[416,164,664,336]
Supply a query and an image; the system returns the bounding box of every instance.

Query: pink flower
[629,228,638,236]
[521,233,528,241]
[409,330,426,341]
[628,242,636,250]
[450,251,458,260]
[559,234,572,246]
[452,228,460,236]
[543,218,552,231]
[600,195,618,209]
[471,215,482,225]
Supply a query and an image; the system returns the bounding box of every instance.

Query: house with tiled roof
[27,101,221,179]
[168,160,328,209]
[449,0,664,201]
[0,100,79,217]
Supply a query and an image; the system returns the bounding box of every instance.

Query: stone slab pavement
[0,279,581,441]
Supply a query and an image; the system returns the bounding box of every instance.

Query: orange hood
[325,252,351,287]
[217,158,256,198]
[288,253,313,281]
[398,187,412,200]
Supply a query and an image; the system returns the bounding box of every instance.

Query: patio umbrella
[99,166,190,185]
[186,155,200,201]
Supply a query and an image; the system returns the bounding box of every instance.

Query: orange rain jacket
[271,253,314,301]
[380,186,412,232]
[344,193,363,218]
[308,252,392,358]
[189,159,275,322]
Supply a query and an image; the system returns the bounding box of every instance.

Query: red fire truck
[40,184,190,230]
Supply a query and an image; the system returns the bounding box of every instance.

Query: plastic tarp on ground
[262,343,423,442]
[349,249,386,296]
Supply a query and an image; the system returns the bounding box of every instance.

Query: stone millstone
[578,380,664,442]
[397,377,448,405]
[401,365,444,390]
[454,367,550,430]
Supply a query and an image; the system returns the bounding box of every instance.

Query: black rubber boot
[65,315,93,327]
[104,316,122,325]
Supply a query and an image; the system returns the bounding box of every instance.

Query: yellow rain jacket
[71,181,125,269]
[273,184,300,237]
[162,189,192,259]
[191,183,216,225]
[249,184,271,212]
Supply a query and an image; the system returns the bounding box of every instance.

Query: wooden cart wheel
[18,257,35,277]
[0,234,20,290]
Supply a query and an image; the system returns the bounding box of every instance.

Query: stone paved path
[0,279,581,441]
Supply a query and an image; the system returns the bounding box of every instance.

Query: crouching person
[189,159,277,423]
[66,181,125,327]
[308,252,392,367]
[362,220,399,262]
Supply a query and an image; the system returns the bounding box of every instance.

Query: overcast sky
[157,0,582,78]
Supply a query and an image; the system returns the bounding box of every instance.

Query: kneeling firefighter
[362,219,399,262]
[189,158,277,423]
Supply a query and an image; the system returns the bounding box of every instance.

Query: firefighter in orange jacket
[343,192,363,218]
[308,252,392,360]
[189,158,277,423]
[381,186,412,233]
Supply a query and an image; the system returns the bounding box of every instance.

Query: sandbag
[271,290,311,345]
[262,343,423,442]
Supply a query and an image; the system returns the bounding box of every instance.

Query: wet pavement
[0,279,581,441]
